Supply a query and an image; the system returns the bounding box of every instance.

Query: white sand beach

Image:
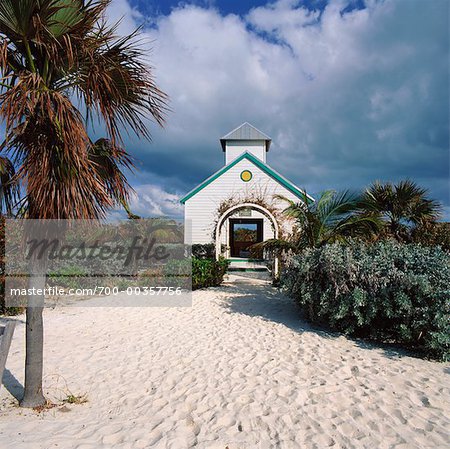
[0,275,449,449]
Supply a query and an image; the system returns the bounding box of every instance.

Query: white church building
[181,123,313,272]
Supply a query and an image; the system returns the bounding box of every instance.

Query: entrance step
[226,259,272,280]
[227,258,267,270]
[228,271,272,281]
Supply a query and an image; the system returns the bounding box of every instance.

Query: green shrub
[138,257,227,290]
[192,243,216,259]
[162,259,192,289]
[192,257,229,290]
[411,222,450,251]
[191,243,229,259]
[0,282,24,315]
[48,265,89,289]
[0,219,23,315]
[282,240,450,361]
[114,277,134,291]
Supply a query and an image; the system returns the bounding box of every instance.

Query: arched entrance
[215,203,279,275]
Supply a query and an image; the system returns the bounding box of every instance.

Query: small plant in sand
[41,374,89,409]
[62,394,88,405]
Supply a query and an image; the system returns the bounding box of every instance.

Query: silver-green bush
[282,240,450,361]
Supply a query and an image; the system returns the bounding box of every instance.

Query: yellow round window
[240,170,252,182]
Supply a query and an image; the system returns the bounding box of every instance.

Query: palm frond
[76,25,169,143]
[0,0,168,220]
[0,154,19,215]
[363,179,441,232]
[2,80,112,219]
[316,190,360,224]
[88,137,134,204]
[276,189,380,250]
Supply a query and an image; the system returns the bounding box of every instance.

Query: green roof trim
[180,152,314,204]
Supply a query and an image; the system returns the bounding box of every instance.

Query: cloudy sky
[104,0,449,219]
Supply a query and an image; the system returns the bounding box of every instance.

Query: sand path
[0,275,449,448]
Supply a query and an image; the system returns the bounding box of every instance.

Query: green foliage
[62,394,88,405]
[192,243,216,259]
[0,0,167,220]
[0,290,24,316]
[48,265,88,289]
[115,278,134,291]
[0,218,24,315]
[283,240,450,360]
[255,191,381,256]
[281,190,382,247]
[411,222,450,251]
[163,258,192,289]
[363,180,442,241]
[192,257,229,290]
[138,257,227,290]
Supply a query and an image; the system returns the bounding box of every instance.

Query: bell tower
[220,122,272,165]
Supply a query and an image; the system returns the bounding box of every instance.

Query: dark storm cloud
[106,0,448,217]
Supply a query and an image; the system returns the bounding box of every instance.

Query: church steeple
[220,122,272,165]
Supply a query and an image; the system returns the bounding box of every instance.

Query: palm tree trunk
[20,258,46,408]
[20,305,45,408]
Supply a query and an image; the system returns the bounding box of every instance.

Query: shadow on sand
[2,369,24,401]
[220,276,323,336]
[221,275,419,361]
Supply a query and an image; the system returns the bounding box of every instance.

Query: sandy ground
[0,275,449,449]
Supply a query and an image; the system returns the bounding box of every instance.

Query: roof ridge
[180,151,313,204]
[220,122,272,141]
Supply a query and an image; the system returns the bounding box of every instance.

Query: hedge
[160,257,228,290]
[282,240,450,360]
[192,257,229,290]
[192,243,216,259]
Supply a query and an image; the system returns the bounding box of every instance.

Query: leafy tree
[362,180,441,241]
[411,221,450,251]
[0,0,167,407]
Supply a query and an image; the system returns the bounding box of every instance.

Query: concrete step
[226,270,272,281]
[226,258,271,280]
[227,258,268,271]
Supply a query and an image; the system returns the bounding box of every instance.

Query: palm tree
[254,190,381,255]
[362,180,441,241]
[0,0,167,407]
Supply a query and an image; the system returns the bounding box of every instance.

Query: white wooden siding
[184,157,302,244]
[225,140,266,164]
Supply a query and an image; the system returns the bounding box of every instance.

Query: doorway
[229,218,263,258]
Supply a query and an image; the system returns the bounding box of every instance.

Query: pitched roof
[180,151,314,204]
[220,122,272,151]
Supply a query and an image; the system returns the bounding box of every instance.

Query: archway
[215,203,279,275]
